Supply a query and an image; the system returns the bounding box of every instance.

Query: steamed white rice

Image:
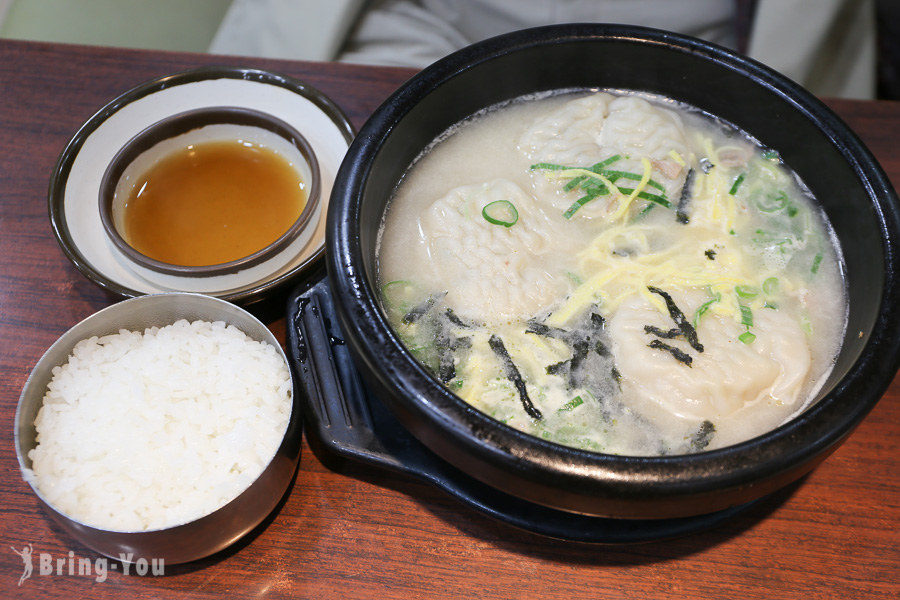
[25,319,292,532]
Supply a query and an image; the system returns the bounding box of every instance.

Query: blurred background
[0,0,897,100]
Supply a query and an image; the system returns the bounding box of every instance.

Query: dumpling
[521,93,691,219]
[599,96,691,200]
[415,178,572,324]
[608,288,811,447]
[520,92,614,167]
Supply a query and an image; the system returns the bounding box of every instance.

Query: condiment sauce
[121,139,308,266]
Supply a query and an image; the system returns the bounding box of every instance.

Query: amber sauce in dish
[122,139,308,266]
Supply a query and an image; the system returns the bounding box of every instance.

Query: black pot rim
[326,24,900,505]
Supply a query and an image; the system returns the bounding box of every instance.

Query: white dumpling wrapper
[521,93,691,218]
[416,178,570,324]
[599,96,691,200]
[520,92,614,167]
[608,289,811,427]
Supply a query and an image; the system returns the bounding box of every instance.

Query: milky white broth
[376,89,846,456]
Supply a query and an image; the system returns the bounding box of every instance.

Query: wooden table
[1,38,898,599]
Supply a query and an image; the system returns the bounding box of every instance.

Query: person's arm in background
[208,0,882,100]
[748,0,876,100]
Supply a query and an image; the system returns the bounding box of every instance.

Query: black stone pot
[326,24,900,519]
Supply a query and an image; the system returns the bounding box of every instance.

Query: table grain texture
[1,39,898,600]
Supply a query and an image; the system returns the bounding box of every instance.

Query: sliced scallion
[559,396,584,412]
[740,305,754,328]
[482,200,518,227]
[693,293,721,327]
[756,191,789,212]
[729,172,746,195]
[615,187,671,208]
[382,280,418,313]
[811,252,824,274]
[738,331,757,344]
[563,194,598,219]
[531,158,671,219]
[735,285,758,299]
[604,170,667,192]
[762,277,780,295]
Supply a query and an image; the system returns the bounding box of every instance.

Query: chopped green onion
[729,172,746,195]
[634,202,656,221]
[762,277,780,295]
[738,331,757,344]
[735,285,758,299]
[740,305,754,328]
[763,149,781,161]
[801,315,813,335]
[559,396,585,412]
[531,155,622,172]
[615,187,671,208]
[382,280,418,312]
[604,170,667,193]
[593,154,623,169]
[756,191,789,212]
[482,200,518,227]
[563,194,599,219]
[563,175,589,192]
[811,251,824,274]
[693,293,721,327]
[530,162,569,171]
[532,158,671,218]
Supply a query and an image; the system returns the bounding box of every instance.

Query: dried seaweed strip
[647,286,704,352]
[644,325,683,339]
[437,351,456,383]
[546,360,568,375]
[445,308,473,328]
[689,420,716,451]
[402,291,447,324]
[525,319,571,340]
[675,167,695,224]
[594,340,610,357]
[433,332,456,383]
[566,340,591,388]
[648,339,693,366]
[450,337,472,351]
[488,335,543,420]
[611,366,622,387]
